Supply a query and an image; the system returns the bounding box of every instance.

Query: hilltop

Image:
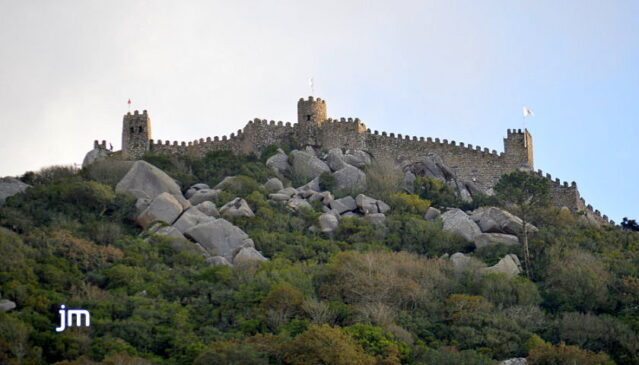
[0,122,637,364]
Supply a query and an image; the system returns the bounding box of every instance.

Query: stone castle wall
[99,98,610,225]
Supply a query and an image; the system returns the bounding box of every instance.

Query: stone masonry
[94,97,610,225]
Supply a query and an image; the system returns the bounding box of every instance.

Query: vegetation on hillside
[0,150,638,364]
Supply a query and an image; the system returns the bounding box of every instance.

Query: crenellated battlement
[100,96,609,225]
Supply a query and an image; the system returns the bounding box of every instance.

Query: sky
[0,0,637,222]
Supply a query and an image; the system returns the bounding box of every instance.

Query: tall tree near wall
[494,170,550,279]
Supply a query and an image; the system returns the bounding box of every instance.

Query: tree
[494,170,549,279]
[621,217,639,231]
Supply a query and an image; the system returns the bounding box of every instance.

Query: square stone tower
[122,110,152,159]
[503,128,534,170]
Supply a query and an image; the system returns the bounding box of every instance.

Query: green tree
[494,171,549,279]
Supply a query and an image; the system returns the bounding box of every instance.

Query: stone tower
[296,97,328,147]
[503,128,534,170]
[297,96,327,125]
[122,110,152,159]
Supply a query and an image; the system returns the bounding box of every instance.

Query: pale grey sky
[1,0,637,222]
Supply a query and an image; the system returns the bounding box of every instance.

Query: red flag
[127,99,131,105]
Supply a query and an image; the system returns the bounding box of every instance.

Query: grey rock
[116,161,186,205]
[441,208,482,242]
[173,207,215,233]
[474,233,520,249]
[185,218,254,261]
[220,198,255,218]
[136,192,184,229]
[0,299,16,312]
[269,193,292,202]
[364,213,386,225]
[233,246,269,264]
[471,207,537,235]
[278,187,298,197]
[299,176,320,192]
[376,200,391,214]
[195,201,219,217]
[329,196,357,214]
[481,254,522,278]
[188,188,221,206]
[424,207,441,221]
[135,198,151,215]
[185,183,210,199]
[289,149,330,181]
[450,252,473,273]
[82,148,109,167]
[0,177,30,205]
[333,165,367,192]
[343,150,371,168]
[499,358,527,365]
[264,178,284,193]
[206,256,233,267]
[288,197,313,211]
[319,213,339,233]
[355,194,379,214]
[149,224,186,239]
[401,171,416,193]
[266,149,290,176]
[326,148,347,171]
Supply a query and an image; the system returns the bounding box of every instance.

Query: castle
[93,96,610,225]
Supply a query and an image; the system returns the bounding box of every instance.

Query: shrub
[528,342,613,365]
[414,177,459,208]
[319,172,337,192]
[387,193,431,215]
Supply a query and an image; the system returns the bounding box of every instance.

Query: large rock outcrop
[471,207,537,235]
[481,254,522,278]
[136,192,184,229]
[185,219,255,262]
[116,161,186,206]
[0,177,30,205]
[82,148,110,167]
[333,165,366,192]
[266,149,291,177]
[289,150,330,181]
[219,198,255,218]
[441,208,482,242]
[474,233,519,249]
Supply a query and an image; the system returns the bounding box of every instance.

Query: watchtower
[122,110,152,159]
[503,128,534,170]
[297,96,327,125]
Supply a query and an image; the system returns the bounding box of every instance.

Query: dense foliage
[0,153,638,364]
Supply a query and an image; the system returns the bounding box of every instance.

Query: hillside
[0,146,638,365]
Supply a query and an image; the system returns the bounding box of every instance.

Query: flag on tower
[127,99,131,105]
[523,106,534,117]
[309,78,314,95]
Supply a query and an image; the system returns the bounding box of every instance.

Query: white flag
[309,77,314,94]
[523,106,534,117]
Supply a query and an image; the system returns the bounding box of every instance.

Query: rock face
[185,183,210,199]
[333,165,366,192]
[136,192,184,229]
[0,299,16,312]
[149,224,186,239]
[116,161,185,204]
[185,219,254,261]
[0,177,30,205]
[233,247,269,264]
[264,178,284,193]
[219,198,255,218]
[441,208,482,242]
[82,148,109,167]
[266,149,290,176]
[319,213,339,233]
[471,207,537,235]
[481,254,522,278]
[287,197,313,211]
[364,213,386,225]
[289,150,330,181]
[329,196,357,214]
[474,233,519,249]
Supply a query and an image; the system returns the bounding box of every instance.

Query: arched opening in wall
[138,126,144,133]
[130,127,134,134]
[306,115,311,121]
